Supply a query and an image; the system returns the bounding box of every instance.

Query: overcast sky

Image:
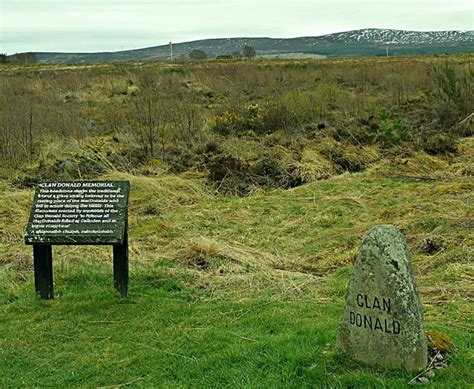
[1,0,473,53]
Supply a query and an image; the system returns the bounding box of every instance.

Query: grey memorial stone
[336,224,427,372]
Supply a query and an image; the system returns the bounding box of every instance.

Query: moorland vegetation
[0,55,472,386]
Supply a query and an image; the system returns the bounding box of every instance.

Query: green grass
[1,262,472,387]
[1,147,473,386]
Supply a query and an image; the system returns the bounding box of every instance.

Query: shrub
[206,153,252,196]
[208,104,265,136]
[209,99,312,137]
[252,156,286,187]
[431,62,473,128]
[189,49,208,60]
[377,118,407,145]
[372,109,409,146]
[165,145,201,173]
[262,102,297,133]
[243,45,256,59]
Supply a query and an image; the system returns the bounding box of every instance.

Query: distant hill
[32,28,473,64]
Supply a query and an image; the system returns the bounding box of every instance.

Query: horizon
[1,0,473,54]
[9,27,474,55]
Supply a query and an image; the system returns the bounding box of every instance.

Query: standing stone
[337,224,427,372]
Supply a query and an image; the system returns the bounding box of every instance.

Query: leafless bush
[0,80,37,166]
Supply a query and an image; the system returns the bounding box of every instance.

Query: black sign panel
[25,181,129,245]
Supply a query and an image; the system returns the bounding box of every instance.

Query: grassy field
[1,157,473,386]
[1,56,473,386]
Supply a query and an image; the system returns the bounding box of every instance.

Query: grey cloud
[1,0,472,53]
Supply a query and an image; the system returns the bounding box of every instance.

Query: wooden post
[33,245,54,299]
[113,225,128,297]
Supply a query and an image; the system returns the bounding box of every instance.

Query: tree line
[0,52,38,64]
[189,45,256,60]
